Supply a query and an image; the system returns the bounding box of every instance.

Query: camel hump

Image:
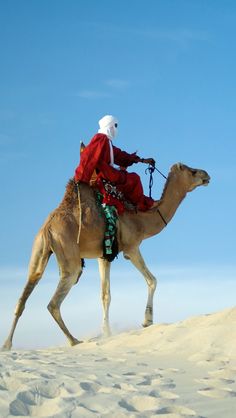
[76,183,107,237]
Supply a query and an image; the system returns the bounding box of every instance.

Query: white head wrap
[98,115,118,140]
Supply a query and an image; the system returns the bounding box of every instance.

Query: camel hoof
[70,338,83,346]
[102,328,112,338]
[142,321,153,328]
[1,341,12,351]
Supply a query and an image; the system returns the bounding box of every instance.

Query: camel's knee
[147,276,157,291]
[102,289,111,305]
[47,302,61,322]
[47,301,56,315]
[152,277,157,290]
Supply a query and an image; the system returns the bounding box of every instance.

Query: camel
[2,163,210,350]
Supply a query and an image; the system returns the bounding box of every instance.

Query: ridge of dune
[93,306,236,359]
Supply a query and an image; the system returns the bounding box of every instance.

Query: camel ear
[177,163,184,170]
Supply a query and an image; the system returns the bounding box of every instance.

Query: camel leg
[2,232,51,350]
[2,280,40,351]
[98,258,111,337]
[126,248,157,327]
[47,266,82,346]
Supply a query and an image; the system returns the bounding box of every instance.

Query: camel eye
[191,169,197,176]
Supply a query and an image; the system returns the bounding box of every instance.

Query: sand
[0,307,236,417]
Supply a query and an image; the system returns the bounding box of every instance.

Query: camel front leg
[98,258,111,337]
[125,248,157,327]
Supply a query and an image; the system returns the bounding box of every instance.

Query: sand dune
[0,307,236,417]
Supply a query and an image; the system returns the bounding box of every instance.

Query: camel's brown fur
[2,163,210,350]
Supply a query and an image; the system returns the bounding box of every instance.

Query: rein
[145,165,168,227]
[156,208,168,226]
[145,165,167,198]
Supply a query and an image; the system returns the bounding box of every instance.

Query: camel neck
[142,172,187,239]
[158,172,187,223]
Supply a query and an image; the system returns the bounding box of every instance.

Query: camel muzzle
[202,174,210,186]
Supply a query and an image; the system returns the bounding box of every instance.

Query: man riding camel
[74,115,158,212]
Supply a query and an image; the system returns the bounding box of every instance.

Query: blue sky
[0,1,235,348]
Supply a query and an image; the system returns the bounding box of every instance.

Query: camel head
[171,163,210,192]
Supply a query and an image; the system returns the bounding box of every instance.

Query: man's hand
[141,158,156,167]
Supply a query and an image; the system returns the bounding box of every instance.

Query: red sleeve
[113,145,140,168]
[74,134,107,182]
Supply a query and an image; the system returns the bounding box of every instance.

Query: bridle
[145,165,168,227]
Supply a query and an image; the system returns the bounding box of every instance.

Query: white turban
[98,115,118,140]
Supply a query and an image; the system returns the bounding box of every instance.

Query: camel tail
[2,226,52,350]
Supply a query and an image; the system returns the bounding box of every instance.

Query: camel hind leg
[47,273,82,346]
[47,236,83,346]
[2,230,52,350]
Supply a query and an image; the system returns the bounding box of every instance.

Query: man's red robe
[74,133,153,211]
